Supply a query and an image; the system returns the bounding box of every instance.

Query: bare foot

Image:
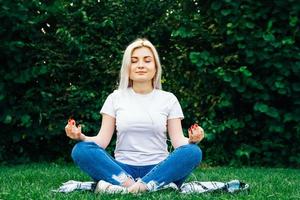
[128,182,147,193]
[122,178,136,188]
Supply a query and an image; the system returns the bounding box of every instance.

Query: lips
[136,71,147,74]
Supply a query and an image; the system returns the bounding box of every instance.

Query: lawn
[0,163,299,200]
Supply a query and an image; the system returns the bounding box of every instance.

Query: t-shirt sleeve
[168,94,184,120]
[100,93,116,118]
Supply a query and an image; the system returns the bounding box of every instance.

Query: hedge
[0,0,299,167]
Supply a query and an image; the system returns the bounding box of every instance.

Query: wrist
[188,138,200,144]
[80,133,86,141]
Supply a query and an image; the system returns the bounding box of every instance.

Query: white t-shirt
[100,87,184,166]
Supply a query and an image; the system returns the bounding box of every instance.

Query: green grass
[0,163,299,200]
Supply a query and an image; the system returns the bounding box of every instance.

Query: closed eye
[131,56,153,63]
[131,58,138,63]
[144,57,153,63]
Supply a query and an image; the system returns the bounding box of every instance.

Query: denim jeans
[71,142,202,191]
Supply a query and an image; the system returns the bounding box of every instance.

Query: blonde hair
[118,38,162,90]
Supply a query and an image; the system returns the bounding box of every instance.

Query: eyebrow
[131,56,153,58]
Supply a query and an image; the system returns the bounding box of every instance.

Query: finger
[198,126,204,133]
[191,126,202,142]
[199,127,204,139]
[191,126,199,139]
[65,125,71,136]
[191,132,198,142]
[188,128,194,143]
[191,125,197,134]
[194,124,200,132]
[188,128,192,138]
[65,125,68,132]
[194,125,204,136]
[196,131,204,142]
[70,119,76,126]
[78,124,82,133]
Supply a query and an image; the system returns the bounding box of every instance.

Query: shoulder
[106,89,131,101]
[155,89,178,101]
[108,89,124,97]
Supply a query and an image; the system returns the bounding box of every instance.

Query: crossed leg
[71,142,202,193]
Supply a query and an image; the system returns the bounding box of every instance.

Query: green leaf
[0,94,5,101]
[39,66,48,74]
[267,20,273,31]
[283,113,293,122]
[278,89,287,95]
[282,37,294,45]
[239,66,252,77]
[214,67,225,76]
[15,41,25,48]
[292,83,300,92]
[211,2,222,11]
[100,19,114,28]
[254,102,268,112]
[254,103,280,119]
[245,50,254,57]
[189,52,201,64]
[263,33,275,41]
[245,22,255,29]
[223,74,232,82]
[237,85,246,93]
[267,107,280,119]
[269,124,284,133]
[218,98,232,108]
[275,81,285,89]
[21,114,31,127]
[171,27,194,38]
[291,62,300,73]
[3,115,12,124]
[221,9,231,16]
[230,76,240,88]
[226,23,233,28]
[289,16,298,27]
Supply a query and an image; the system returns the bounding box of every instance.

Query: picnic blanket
[52,179,249,194]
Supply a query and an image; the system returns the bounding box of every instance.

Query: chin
[132,78,152,83]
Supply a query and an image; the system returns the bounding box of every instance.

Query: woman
[65,38,205,193]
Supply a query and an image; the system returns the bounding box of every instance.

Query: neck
[132,81,153,94]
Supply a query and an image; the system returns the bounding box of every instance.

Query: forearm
[172,136,189,149]
[82,135,107,149]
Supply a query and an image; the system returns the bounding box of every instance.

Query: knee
[71,142,85,162]
[183,144,202,166]
[71,142,97,163]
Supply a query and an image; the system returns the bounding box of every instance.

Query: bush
[0,0,299,167]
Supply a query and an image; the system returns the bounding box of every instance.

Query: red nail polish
[69,119,75,125]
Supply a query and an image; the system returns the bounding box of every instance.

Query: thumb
[78,124,82,133]
[188,128,192,139]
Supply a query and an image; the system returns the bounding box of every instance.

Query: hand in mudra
[188,123,204,144]
[65,118,85,141]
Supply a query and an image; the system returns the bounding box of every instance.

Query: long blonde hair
[118,38,162,90]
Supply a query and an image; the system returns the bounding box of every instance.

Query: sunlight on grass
[0,163,299,200]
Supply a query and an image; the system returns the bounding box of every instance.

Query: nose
[137,61,145,69]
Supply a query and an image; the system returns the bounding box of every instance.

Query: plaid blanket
[52,179,249,194]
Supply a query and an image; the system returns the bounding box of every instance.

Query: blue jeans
[71,142,202,191]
